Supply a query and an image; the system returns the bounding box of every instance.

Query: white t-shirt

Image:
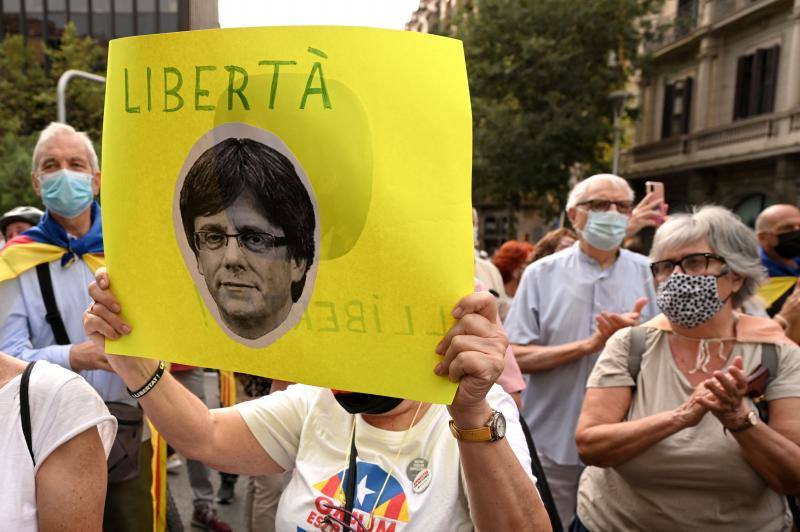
[237,384,535,532]
[1,360,117,531]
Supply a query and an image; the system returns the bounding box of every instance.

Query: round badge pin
[412,467,432,494]
[406,457,428,481]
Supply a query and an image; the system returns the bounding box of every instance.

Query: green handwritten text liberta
[123,47,332,113]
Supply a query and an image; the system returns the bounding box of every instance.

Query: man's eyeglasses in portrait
[193,231,288,254]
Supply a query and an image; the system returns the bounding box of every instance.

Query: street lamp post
[608,90,633,175]
[57,69,107,124]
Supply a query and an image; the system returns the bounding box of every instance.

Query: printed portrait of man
[177,130,317,343]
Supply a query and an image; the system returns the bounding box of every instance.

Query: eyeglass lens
[651,254,724,280]
[194,231,283,254]
[580,199,633,214]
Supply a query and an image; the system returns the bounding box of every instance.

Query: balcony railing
[791,112,800,132]
[630,110,797,169]
[631,137,685,162]
[695,117,773,150]
[646,13,699,53]
[712,0,777,25]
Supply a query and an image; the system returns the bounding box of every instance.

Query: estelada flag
[0,202,105,282]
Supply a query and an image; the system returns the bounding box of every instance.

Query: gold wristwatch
[449,409,506,442]
[729,410,759,433]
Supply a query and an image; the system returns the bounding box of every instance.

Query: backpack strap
[20,361,38,466]
[35,263,71,345]
[628,327,647,387]
[760,343,778,387]
[752,343,778,423]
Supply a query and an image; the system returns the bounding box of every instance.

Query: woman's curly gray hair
[650,205,766,307]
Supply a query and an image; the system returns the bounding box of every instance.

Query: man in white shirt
[505,174,659,529]
[0,122,157,531]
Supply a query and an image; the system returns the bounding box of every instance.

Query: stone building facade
[625,0,800,226]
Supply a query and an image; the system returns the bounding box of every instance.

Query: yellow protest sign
[101,27,473,404]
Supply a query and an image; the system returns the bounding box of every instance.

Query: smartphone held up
[645,181,668,226]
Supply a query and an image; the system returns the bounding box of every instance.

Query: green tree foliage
[0,23,105,214]
[454,0,662,221]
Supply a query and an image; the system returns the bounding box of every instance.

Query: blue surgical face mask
[38,169,95,218]
[581,210,628,251]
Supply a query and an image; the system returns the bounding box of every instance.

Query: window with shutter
[681,77,693,134]
[662,84,675,139]
[733,46,780,120]
[676,0,699,38]
[761,45,780,114]
[661,77,693,139]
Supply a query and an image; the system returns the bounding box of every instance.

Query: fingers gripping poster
[101,27,473,403]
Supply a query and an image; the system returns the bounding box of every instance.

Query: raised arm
[83,268,283,476]
[437,292,551,531]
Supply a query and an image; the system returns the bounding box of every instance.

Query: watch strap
[449,409,504,442]
[728,410,758,433]
[448,420,494,442]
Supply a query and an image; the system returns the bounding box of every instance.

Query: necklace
[670,331,736,374]
[337,402,425,530]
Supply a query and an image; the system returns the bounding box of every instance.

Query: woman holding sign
[84,269,551,531]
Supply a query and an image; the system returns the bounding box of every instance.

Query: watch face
[494,412,507,439]
[748,411,758,426]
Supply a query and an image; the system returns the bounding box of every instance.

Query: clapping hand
[589,297,649,352]
[695,356,749,429]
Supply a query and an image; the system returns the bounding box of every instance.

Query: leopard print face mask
[656,272,724,329]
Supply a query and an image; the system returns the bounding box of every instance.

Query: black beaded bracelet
[127,360,167,399]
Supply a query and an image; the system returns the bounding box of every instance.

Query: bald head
[756,204,800,233]
[756,204,800,259]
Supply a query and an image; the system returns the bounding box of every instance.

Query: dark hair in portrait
[179,137,316,304]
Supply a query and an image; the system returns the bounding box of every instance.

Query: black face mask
[774,230,800,259]
[332,391,403,415]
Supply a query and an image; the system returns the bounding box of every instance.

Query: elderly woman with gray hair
[572,206,800,531]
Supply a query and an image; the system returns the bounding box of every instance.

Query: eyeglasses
[650,252,728,281]
[576,199,634,214]
[318,501,369,532]
[193,231,288,254]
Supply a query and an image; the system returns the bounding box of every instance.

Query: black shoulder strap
[20,361,37,466]
[755,343,779,423]
[628,327,647,385]
[35,263,71,345]
[760,343,778,386]
[344,433,358,517]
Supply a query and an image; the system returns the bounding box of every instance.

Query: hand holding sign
[101,27,473,403]
[435,292,507,410]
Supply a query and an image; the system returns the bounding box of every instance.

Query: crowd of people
[476,174,800,531]
[2,121,800,532]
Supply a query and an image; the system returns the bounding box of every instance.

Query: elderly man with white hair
[505,173,660,529]
[0,122,164,531]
